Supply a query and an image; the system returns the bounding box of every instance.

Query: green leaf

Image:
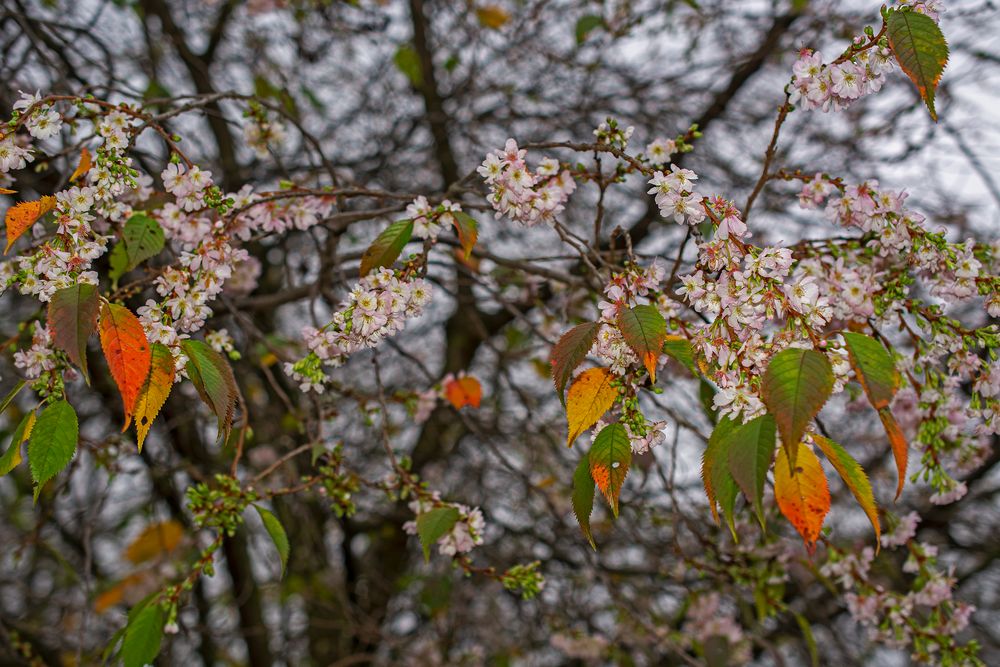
[121,602,166,667]
[254,505,290,576]
[393,44,423,88]
[451,211,478,259]
[725,414,777,528]
[416,507,460,562]
[108,243,128,286]
[0,410,34,476]
[663,335,696,375]
[887,9,949,121]
[0,379,26,416]
[27,400,78,501]
[571,452,596,549]
[47,283,100,383]
[110,213,165,281]
[702,417,739,537]
[550,321,600,402]
[760,348,833,469]
[616,304,667,382]
[812,435,881,548]
[182,340,238,444]
[794,611,819,667]
[588,422,631,517]
[575,14,604,43]
[842,332,899,410]
[699,378,718,425]
[359,219,414,277]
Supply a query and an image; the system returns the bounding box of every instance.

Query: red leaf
[444,375,482,409]
[99,302,152,429]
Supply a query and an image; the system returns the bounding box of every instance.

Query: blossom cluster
[284,268,432,392]
[647,164,706,226]
[403,494,486,557]
[478,139,576,226]
[788,46,894,113]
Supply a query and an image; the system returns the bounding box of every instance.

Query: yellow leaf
[0,187,16,195]
[69,147,92,182]
[4,196,56,253]
[774,441,830,555]
[565,367,618,446]
[134,343,176,451]
[125,520,184,564]
[476,4,510,29]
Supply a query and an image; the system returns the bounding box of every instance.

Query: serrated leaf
[255,505,290,576]
[27,400,78,500]
[4,196,56,253]
[726,414,777,528]
[416,506,460,561]
[774,440,830,554]
[550,322,600,402]
[133,343,175,451]
[571,452,596,548]
[702,416,739,534]
[565,367,618,446]
[69,147,91,182]
[588,423,631,517]
[0,410,34,476]
[887,9,949,121]
[451,210,478,259]
[111,214,165,281]
[812,435,880,547]
[99,302,152,429]
[575,14,604,43]
[879,407,909,500]
[443,375,482,409]
[182,340,238,444]
[121,602,166,667]
[360,219,413,277]
[48,283,100,383]
[843,332,899,410]
[760,348,833,469]
[663,334,696,375]
[125,520,184,564]
[616,305,666,382]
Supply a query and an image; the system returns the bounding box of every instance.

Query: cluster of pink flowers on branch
[478,139,576,226]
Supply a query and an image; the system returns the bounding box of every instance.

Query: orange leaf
[98,302,152,429]
[444,375,482,409]
[0,187,16,195]
[69,147,92,182]
[774,441,830,555]
[125,520,184,564]
[4,196,56,253]
[879,407,908,500]
[565,367,618,446]
[134,343,176,451]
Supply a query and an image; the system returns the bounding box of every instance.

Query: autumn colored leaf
[842,332,899,410]
[550,321,600,402]
[416,506,460,561]
[702,416,739,535]
[133,343,175,451]
[565,367,618,446]
[879,407,909,500]
[0,187,16,195]
[588,422,631,517]
[616,305,666,382]
[812,435,880,547]
[182,339,239,443]
[0,410,35,476]
[476,4,510,29]
[888,8,949,121]
[760,347,833,469]
[774,440,830,554]
[27,400,78,501]
[444,375,482,409]
[451,210,478,259]
[571,452,596,549]
[99,302,152,429]
[48,283,100,384]
[4,195,56,253]
[360,219,413,276]
[125,520,184,564]
[94,573,149,614]
[70,147,92,182]
[726,414,777,528]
